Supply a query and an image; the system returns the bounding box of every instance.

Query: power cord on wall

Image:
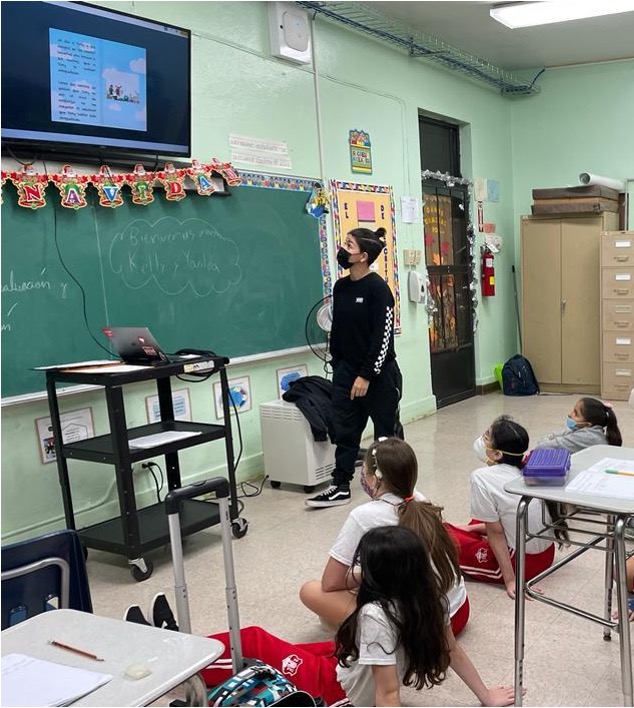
[141,461,164,503]
[43,160,114,357]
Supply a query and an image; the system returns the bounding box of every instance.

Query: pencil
[605,469,634,478]
[49,639,104,661]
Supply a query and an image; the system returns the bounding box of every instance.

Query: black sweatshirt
[329,272,396,379]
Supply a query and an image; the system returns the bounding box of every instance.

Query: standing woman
[307,227,403,508]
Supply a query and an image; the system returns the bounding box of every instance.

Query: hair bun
[374,227,387,242]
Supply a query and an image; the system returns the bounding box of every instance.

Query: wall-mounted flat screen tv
[1,1,191,158]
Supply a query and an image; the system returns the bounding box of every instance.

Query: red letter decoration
[186,159,216,196]
[0,170,7,205]
[211,158,242,187]
[129,163,155,206]
[157,162,186,202]
[52,165,89,209]
[92,165,126,208]
[9,165,49,209]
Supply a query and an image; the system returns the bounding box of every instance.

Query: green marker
[605,469,634,478]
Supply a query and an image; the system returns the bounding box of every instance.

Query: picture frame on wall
[35,407,95,464]
[276,364,308,398]
[213,376,252,420]
[145,388,192,424]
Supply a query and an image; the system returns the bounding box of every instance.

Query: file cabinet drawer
[602,300,634,330]
[602,363,634,401]
[602,268,634,299]
[602,231,634,266]
[603,333,634,363]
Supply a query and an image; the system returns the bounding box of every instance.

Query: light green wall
[2,2,631,542]
[511,60,634,220]
[510,59,634,348]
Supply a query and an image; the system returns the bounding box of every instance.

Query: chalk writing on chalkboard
[109,217,242,297]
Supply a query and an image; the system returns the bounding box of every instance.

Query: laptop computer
[102,326,183,365]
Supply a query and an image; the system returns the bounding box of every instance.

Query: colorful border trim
[330,180,401,334]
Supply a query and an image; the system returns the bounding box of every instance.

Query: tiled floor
[87,391,634,707]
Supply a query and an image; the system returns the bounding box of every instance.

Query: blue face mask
[566,416,577,430]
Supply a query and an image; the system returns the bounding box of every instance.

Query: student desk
[505,445,634,707]
[1,609,223,706]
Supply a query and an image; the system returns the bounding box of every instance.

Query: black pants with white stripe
[331,359,403,487]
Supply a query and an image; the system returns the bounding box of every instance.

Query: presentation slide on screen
[49,28,147,132]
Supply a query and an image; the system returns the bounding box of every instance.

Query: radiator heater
[260,400,335,493]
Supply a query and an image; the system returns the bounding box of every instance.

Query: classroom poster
[213,376,252,420]
[276,365,308,398]
[330,181,401,333]
[348,129,372,174]
[35,408,94,464]
[145,388,192,424]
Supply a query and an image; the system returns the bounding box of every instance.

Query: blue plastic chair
[1,529,92,629]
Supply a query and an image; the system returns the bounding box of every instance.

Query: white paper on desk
[565,469,634,500]
[34,360,117,370]
[128,430,201,449]
[1,653,112,707]
[586,458,634,475]
[66,364,148,373]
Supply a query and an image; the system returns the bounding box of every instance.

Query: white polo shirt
[336,601,405,708]
[470,463,553,554]
[329,492,468,616]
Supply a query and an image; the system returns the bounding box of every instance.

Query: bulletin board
[330,181,401,333]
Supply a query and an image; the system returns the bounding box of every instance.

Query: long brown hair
[365,438,461,594]
[335,526,451,690]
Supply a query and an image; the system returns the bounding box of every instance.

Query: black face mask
[337,247,355,270]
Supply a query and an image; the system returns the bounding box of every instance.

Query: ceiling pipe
[296,1,542,96]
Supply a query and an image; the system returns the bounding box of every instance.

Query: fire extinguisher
[481,247,495,297]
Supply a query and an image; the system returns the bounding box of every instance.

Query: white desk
[505,445,634,707]
[1,609,224,706]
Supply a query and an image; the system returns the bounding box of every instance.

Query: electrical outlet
[413,249,422,265]
[133,462,153,474]
[402,249,415,266]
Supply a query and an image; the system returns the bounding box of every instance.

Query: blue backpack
[502,355,540,396]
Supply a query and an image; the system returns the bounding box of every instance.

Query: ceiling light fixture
[490,1,634,29]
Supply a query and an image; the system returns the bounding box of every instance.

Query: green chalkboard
[1,177,328,398]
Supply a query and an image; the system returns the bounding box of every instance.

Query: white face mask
[473,436,490,464]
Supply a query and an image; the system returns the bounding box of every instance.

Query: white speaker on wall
[268,2,312,64]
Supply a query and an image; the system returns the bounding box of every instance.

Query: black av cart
[45,356,248,581]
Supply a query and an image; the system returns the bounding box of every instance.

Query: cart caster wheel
[130,559,154,582]
[232,518,249,539]
[303,485,316,494]
[270,480,281,489]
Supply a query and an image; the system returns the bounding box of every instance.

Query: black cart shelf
[45,357,248,581]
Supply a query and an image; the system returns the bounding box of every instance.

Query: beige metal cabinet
[521,213,619,394]
[601,231,634,400]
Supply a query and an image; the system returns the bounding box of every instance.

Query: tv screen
[1,1,191,158]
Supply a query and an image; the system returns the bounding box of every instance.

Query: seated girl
[205,526,516,707]
[300,437,470,636]
[534,397,622,453]
[446,415,569,599]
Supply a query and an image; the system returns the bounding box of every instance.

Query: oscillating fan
[304,295,332,364]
